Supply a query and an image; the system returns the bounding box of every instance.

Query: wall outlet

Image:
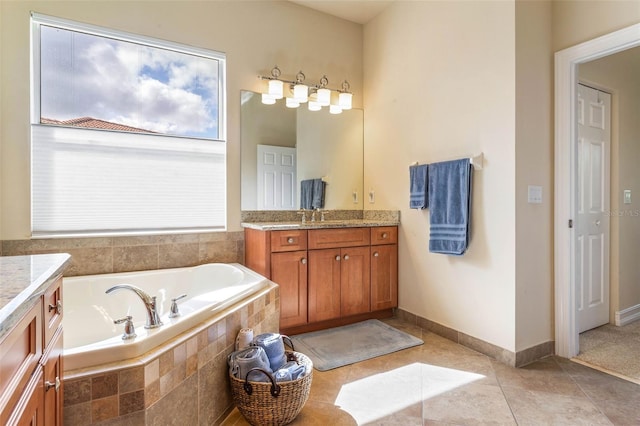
[624,190,632,204]
[369,189,375,204]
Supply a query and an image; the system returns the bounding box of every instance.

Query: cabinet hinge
[568,219,573,229]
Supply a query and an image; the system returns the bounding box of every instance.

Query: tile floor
[221,318,640,425]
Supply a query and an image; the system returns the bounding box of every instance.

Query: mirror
[240,90,364,211]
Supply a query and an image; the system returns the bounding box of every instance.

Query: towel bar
[410,152,483,170]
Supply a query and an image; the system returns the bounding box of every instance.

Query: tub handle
[169,294,188,318]
[114,315,137,340]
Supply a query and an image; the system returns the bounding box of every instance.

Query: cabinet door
[272,251,308,328]
[43,329,63,426]
[8,368,44,426]
[308,249,342,322]
[340,246,371,316]
[371,244,398,311]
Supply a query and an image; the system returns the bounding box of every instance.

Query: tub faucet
[105,284,163,329]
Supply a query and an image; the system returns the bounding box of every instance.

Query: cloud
[40,26,219,138]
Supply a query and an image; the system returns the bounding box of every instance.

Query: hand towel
[300,179,314,210]
[227,346,272,381]
[409,164,429,209]
[274,361,307,382]
[427,159,473,255]
[253,333,287,370]
[235,328,254,351]
[311,178,326,209]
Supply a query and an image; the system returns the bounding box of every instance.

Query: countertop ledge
[0,253,72,342]
[242,219,400,231]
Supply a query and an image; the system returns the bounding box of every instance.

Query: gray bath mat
[290,319,423,371]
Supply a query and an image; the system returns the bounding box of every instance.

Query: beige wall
[515,1,553,351]
[0,0,363,239]
[364,1,518,351]
[553,0,640,52]
[580,47,640,316]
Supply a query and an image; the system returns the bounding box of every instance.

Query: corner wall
[363,1,517,351]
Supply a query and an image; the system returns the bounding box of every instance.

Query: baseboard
[615,303,640,326]
[394,308,554,367]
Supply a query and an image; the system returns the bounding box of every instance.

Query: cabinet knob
[344,254,350,260]
[335,255,341,261]
[45,377,61,392]
[287,237,294,244]
[301,258,307,264]
[382,233,388,239]
[48,300,62,315]
[373,252,379,257]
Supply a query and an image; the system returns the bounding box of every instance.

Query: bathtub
[63,263,269,371]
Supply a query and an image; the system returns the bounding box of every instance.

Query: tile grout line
[490,360,520,425]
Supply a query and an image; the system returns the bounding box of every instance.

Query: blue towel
[427,159,473,255]
[311,178,326,209]
[409,164,428,209]
[227,346,272,381]
[300,179,314,209]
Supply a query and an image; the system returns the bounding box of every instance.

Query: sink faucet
[105,284,163,329]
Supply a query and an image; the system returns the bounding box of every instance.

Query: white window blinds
[31,125,226,236]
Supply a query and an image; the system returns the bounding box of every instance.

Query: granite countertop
[241,218,400,231]
[0,253,72,341]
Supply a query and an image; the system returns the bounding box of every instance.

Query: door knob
[595,220,601,226]
[287,237,294,243]
[335,255,341,261]
[344,255,350,260]
[301,258,307,264]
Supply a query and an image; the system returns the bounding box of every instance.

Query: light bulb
[268,79,283,99]
[261,93,276,105]
[308,101,322,111]
[317,88,331,106]
[293,84,308,103]
[338,92,352,110]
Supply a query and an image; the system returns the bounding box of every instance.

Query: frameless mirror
[240,90,364,211]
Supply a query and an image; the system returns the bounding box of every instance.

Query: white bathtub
[63,263,269,371]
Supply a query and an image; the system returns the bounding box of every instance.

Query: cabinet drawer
[371,226,398,245]
[271,230,308,252]
[308,228,371,249]
[43,276,63,349]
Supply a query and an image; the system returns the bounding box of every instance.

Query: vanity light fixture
[258,66,353,113]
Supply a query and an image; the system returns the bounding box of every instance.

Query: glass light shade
[338,92,353,110]
[317,88,331,106]
[268,79,284,99]
[293,84,308,103]
[261,93,276,105]
[329,104,342,114]
[285,97,300,108]
[308,101,322,111]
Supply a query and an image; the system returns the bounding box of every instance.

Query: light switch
[528,185,542,204]
[624,190,632,204]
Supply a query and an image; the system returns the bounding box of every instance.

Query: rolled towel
[274,369,292,382]
[276,361,307,381]
[235,328,254,351]
[228,347,272,381]
[253,333,286,370]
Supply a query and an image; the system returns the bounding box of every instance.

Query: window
[30,13,226,237]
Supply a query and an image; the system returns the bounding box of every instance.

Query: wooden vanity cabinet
[370,227,398,311]
[0,275,64,426]
[245,225,397,334]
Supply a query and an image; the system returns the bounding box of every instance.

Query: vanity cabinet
[245,225,397,334]
[1,275,64,426]
[370,227,398,311]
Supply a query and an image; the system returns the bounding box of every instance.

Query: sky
[40,25,220,139]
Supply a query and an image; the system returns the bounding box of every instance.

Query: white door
[576,84,611,333]
[257,145,296,210]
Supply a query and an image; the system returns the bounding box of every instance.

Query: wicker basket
[229,351,313,426]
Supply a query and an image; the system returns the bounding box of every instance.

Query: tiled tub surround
[63,281,279,425]
[1,231,244,277]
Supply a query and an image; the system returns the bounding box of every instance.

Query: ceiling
[289,0,394,24]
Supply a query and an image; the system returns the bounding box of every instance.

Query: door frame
[554,23,640,358]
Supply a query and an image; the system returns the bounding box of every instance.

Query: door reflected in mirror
[240,90,363,211]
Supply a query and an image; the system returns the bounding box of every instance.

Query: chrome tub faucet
[105,284,163,329]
